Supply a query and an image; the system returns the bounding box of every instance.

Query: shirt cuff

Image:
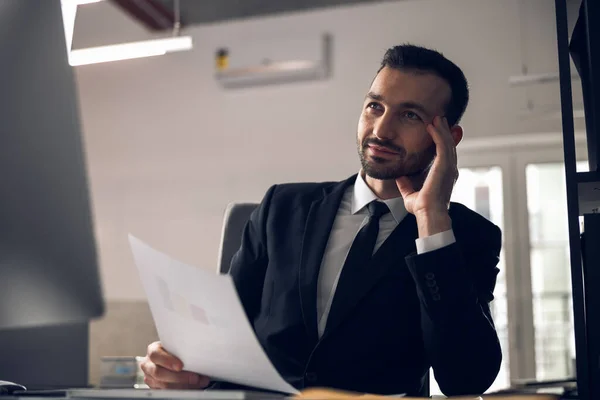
[415,229,456,254]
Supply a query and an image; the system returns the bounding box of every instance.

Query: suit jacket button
[426,279,437,287]
[305,372,318,383]
[425,272,435,280]
[432,293,441,301]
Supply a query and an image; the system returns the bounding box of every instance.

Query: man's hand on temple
[140,341,210,390]
[396,116,462,237]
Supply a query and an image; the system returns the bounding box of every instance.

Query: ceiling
[111,0,393,31]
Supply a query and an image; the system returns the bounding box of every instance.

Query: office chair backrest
[217,202,259,274]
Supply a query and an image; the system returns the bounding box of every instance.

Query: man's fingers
[144,375,166,389]
[143,342,210,390]
[142,362,194,384]
[149,364,208,387]
[184,373,210,388]
[426,119,446,155]
[147,342,183,371]
[427,119,458,169]
[164,376,211,390]
[427,116,455,155]
[143,372,209,390]
[439,117,459,161]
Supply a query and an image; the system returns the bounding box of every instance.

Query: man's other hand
[140,341,210,389]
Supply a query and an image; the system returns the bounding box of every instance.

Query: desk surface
[3,388,564,400]
[5,389,284,400]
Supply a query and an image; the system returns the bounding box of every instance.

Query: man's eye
[367,102,383,111]
[402,111,421,121]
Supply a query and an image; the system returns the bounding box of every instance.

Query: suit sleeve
[228,185,276,323]
[405,223,502,397]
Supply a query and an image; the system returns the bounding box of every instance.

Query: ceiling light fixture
[69,36,192,66]
[64,0,193,66]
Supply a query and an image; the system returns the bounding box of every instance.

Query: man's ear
[450,125,463,146]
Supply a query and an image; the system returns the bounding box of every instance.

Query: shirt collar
[351,172,408,223]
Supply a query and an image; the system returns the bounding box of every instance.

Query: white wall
[72,0,576,301]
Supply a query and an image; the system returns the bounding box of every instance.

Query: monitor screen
[0,0,104,330]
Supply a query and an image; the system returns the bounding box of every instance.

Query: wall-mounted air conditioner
[214,33,331,89]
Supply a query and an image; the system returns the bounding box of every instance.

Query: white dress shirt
[316,173,456,337]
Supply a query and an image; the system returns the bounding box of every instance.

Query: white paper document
[128,235,299,395]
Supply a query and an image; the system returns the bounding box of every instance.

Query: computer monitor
[0,0,104,329]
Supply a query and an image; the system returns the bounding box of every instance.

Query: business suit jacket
[226,174,502,397]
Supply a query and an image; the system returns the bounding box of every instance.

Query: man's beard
[357,136,436,180]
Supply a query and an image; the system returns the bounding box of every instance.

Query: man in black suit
[141,44,502,397]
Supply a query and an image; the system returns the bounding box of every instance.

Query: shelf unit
[554,1,600,399]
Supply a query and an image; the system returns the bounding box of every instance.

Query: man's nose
[373,115,396,141]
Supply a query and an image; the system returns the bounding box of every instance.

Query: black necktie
[327,201,390,325]
[345,200,390,264]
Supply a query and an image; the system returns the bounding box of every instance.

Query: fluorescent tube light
[69,36,193,66]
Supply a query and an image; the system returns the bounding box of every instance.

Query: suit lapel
[298,175,356,346]
[322,213,418,339]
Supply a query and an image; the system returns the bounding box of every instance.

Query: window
[525,161,588,380]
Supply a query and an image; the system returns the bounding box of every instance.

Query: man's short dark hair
[378,44,469,126]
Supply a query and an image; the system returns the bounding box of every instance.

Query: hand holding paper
[140,341,210,389]
[129,235,299,395]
